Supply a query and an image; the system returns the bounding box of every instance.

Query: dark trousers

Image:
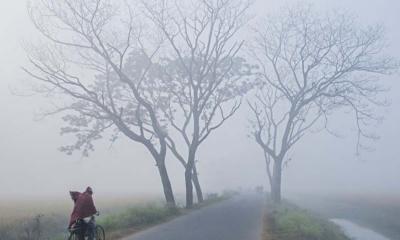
[77,220,95,240]
[87,221,95,240]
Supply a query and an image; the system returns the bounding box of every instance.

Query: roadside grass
[0,214,68,240]
[98,203,180,239]
[263,200,350,240]
[0,194,227,240]
[0,195,157,240]
[98,195,228,240]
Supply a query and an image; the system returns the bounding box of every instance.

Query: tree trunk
[192,164,204,203]
[271,159,282,204]
[156,159,176,208]
[264,152,273,191]
[185,166,194,208]
[185,144,198,208]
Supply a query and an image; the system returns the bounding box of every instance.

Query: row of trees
[25,0,396,206]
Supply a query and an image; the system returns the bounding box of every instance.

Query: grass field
[0,195,161,220]
[0,193,225,240]
[0,195,168,240]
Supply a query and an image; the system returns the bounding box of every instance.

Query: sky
[0,0,399,200]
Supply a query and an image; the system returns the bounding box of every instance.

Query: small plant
[20,214,43,240]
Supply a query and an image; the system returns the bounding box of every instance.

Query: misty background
[0,0,399,199]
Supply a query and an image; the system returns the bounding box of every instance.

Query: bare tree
[248,5,397,204]
[142,0,254,208]
[25,0,176,207]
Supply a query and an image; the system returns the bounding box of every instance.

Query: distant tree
[248,5,398,204]
[25,0,176,207]
[142,0,254,208]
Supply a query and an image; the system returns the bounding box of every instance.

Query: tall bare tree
[142,0,254,208]
[248,5,397,204]
[25,0,176,206]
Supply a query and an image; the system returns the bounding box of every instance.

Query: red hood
[69,191,97,227]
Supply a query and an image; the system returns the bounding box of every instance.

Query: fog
[0,0,399,201]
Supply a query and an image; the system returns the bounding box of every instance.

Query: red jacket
[69,190,97,227]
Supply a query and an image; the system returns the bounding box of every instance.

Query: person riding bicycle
[69,187,97,240]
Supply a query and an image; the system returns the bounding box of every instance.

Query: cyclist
[68,187,97,240]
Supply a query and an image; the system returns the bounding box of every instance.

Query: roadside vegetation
[0,194,227,240]
[98,203,180,239]
[98,194,229,239]
[263,200,350,240]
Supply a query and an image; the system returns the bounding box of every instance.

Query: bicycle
[68,215,105,240]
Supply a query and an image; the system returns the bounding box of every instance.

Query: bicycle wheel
[95,225,105,240]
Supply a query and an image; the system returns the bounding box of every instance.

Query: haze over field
[0,0,399,201]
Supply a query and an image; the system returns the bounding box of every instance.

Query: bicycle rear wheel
[95,225,105,240]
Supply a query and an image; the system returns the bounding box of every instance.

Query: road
[122,194,265,240]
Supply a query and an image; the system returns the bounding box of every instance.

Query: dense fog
[0,0,399,201]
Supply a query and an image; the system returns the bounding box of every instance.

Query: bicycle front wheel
[95,225,105,240]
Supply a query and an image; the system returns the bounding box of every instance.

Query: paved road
[122,194,265,240]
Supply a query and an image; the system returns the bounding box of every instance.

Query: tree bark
[185,166,194,208]
[192,164,204,203]
[156,159,176,208]
[271,159,282,204]
[185,143,198,208]
[264,151,273,191]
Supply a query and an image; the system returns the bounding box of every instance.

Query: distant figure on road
[255,186,264,193]
[69,187,97,240]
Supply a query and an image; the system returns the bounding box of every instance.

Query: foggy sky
[0,0,399,199]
